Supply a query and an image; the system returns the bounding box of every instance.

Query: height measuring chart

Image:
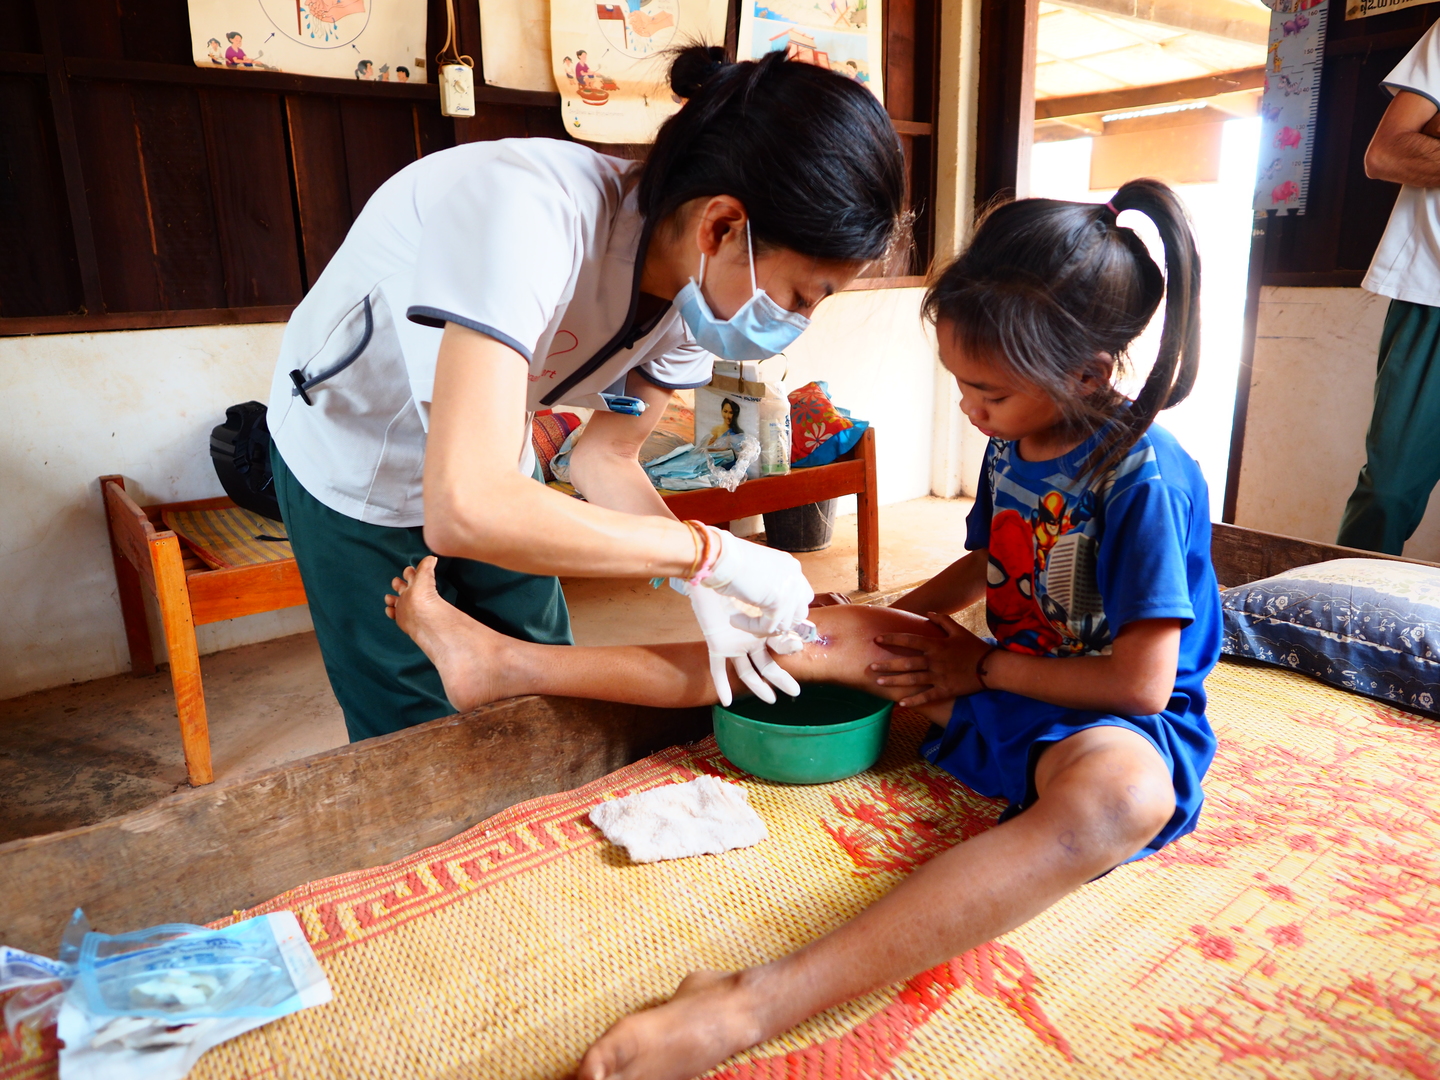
[1253,0,1328,214]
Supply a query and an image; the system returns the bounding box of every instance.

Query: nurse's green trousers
[1338,298,1440,555]
[272,445,573,742]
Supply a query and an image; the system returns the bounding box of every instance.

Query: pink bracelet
[684,521,721,587]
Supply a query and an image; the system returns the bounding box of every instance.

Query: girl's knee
[1036,733,1176,865]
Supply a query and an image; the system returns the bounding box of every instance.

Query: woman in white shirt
[267,45,906,741]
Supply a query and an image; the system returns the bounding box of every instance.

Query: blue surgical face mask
[675,223,811,361]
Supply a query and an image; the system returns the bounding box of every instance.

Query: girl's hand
[869,613,991,707]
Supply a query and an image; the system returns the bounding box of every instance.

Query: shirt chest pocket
[288,292,416,419]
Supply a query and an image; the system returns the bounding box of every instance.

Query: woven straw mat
[162,506,291,570]
[3,659,1439,1078]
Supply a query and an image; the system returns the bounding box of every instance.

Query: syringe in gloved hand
[763,618,822,655]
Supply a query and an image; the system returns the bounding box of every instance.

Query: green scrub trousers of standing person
[1337,299,1440,555]
[271,444,573,742]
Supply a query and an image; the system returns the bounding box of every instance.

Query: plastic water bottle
[758,394,791,477]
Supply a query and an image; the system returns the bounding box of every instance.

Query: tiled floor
[0,496,971,842]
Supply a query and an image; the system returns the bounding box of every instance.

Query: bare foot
[574,969,771,1080]
[385,556,517,711]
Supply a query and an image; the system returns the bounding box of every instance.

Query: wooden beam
[891,119,934,136]
[63,55,559,108]
[0,696,712,954]
[974,0,1039,205]
[0,304,295,337]
[1260,270,1367,289]
[0,50,45,75]
[1035,67,1265,121]
[1223,215,1266,524]
[34,1,103,315]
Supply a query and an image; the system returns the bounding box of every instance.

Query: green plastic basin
[713,685,894,785]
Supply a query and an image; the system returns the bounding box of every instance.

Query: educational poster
[187,0,428,83]
[550,0,728,144]
[1253,0,1328,215]
[1347,0,1430,18]
[478,0,556,92]
[737,0,883,106]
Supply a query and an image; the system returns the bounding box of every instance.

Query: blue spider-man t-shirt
[922,423,1222,858]
[966,422,1221,713]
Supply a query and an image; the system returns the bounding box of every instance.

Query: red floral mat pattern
[3,659,1438,1078]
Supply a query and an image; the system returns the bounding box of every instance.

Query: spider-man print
[985,509,1062,655]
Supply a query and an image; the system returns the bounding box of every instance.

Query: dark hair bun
[669,44,729,99]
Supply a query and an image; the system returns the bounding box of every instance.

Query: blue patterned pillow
[1221,559,1440,717]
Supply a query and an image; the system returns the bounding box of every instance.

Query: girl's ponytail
[923,176,1202,480]
[1105,179,1201,467]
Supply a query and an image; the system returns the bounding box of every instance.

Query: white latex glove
[674,580,802,707]
[700,528,815,637]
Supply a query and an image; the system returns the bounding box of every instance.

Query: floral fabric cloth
[788,381,868,467]
[1221,558,1440,716]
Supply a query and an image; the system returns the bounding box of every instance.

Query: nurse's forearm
[426,467,699,578]
[424,323,697,578]
[569,451,676,520]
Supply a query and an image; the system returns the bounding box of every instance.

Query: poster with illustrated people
[1253,0,1327,214]
[737,0,883,105]
[550,0,728,143]
[187,0,428,83]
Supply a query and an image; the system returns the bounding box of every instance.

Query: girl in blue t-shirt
[387,177,1219,1080]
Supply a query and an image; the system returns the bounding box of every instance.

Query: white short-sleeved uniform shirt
[1365,20,1440,307]
[267,139,713,527]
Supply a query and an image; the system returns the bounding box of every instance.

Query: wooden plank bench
[98,427,881,788]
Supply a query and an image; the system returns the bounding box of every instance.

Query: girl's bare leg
[574,725,1177,1080]
[387,556,953,723]
[391,558,1178,1080]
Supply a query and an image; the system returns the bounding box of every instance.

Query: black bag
[210,401,283,522]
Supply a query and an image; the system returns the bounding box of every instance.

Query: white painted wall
[3,288,946,699]
[1,324,313,701]
[1235,286,1440,562]
[777,286,944,521]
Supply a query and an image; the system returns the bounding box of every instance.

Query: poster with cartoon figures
[187,0,428,83]
[737,1,883,106]
[550,0,728,144]
[1253,0,1327,214]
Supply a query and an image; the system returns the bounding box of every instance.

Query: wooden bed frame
[97,428,880,789]
[4,522,1430,956]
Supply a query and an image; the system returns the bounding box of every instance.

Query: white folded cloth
[589,775,768,863]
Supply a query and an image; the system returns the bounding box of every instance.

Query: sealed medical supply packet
[4,909,333,1080]
[72,908,329,1020]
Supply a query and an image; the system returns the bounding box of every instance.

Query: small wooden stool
[100,476,308,786]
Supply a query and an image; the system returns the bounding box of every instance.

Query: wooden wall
[0,0,567,336]
[0,1,939,337]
